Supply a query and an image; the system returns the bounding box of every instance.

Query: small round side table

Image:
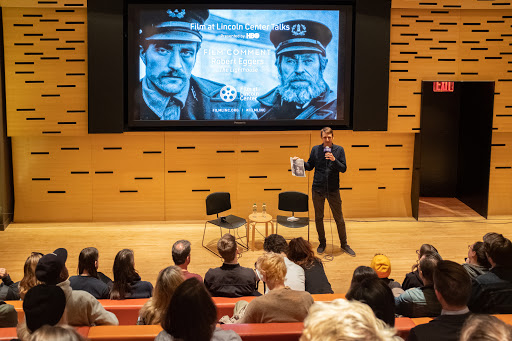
[247,213,274,250]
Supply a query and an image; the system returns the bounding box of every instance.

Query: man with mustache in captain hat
[135,9,256,120]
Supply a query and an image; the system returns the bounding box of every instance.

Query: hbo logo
[246,32,260,39]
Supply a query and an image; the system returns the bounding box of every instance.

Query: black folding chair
[276,191,310,241]
[202,192,248,257]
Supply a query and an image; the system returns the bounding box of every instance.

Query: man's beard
[277,75,327,105]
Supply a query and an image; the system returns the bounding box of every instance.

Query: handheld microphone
[323,146,331,154]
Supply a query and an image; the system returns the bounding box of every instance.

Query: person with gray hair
[172,240,202,282]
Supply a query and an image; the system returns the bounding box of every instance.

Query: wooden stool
[247,213,274,250]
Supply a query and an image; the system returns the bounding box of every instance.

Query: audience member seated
[349,266,378,289]
[138,266,184,325]
[462,241,490,280]
[0,300,17,327]
[35,248,118,326]
[17,284,67,341]
[155,278,241,341]
[238,252,314,323]
[69,247,111,299]
[204,234,259,297]
[0,267,20,300]
[172,239,203,282]
[407,260,472,341]
[110,248,153,299]
[346,278,395,327]
[264,234,305,291]
[370,254,404,297]
[402,244,439,290]
[395,252,442,317]
[469,233,512,313]
[19,252,43,300]
[300,299,402,341]
[287,237,333,294]
[29,325,87,341]
[459,314,512,341]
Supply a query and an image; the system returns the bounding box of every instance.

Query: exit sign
[433,81,454,92]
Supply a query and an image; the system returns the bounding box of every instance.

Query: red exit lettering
[433,81,454,92]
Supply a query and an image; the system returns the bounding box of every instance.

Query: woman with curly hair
[287,237,333,294]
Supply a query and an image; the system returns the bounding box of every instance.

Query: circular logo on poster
[220,85,237,102]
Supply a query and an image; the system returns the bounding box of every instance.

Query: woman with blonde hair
[29,325,87,341]
[138,266,184,325]
[238,252,314,323]
[300,299,402,341]
[19,252,44,299]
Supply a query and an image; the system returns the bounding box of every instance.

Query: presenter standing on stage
[298,127,355,256]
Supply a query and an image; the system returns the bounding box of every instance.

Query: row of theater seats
[2,294,512,341]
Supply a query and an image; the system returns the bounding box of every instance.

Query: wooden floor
[418,197,483,218]
[1,216,511,295]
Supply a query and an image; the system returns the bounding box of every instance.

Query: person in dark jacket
[0,267,19,301]
[408,260,472,341]
[287,237,333,294]
[69,247,111,299]
[110,249,153,299]
[204,234,259,297]
[462,241,490,280]
[295,127,354,256]
[468,233,512,313]
[402,244,439,290]
[346,277,396,327]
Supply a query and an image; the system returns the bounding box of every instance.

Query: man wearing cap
[16,284,67,339]
[135,9,256,121]
[256,20,337,120]
[35,248,118,326]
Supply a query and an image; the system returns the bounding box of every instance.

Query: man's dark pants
[312,189,347,246]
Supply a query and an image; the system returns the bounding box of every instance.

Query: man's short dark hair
[263,234,288,254]
[321,127,333,136]
[172,240,191,266]
[217,234,237,262]
[419,252,442,284]
[486,234,512,267]
[434,260,471,307]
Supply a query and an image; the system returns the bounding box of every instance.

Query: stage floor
[1,216,511,295]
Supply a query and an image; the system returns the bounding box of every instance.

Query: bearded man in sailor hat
[256,20,337,120]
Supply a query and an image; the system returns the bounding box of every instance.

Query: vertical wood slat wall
[1,0,510,222]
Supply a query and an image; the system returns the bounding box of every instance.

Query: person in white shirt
[263,234,305,291]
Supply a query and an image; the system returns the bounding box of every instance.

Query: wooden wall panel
[11,136,92,222]
[488,133,512,215]
[388,8,512,133]
[11,132,415,221]
[2,7,87,136]
[91,133,165,221]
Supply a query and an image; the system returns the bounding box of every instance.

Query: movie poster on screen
[131,7,344,123]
